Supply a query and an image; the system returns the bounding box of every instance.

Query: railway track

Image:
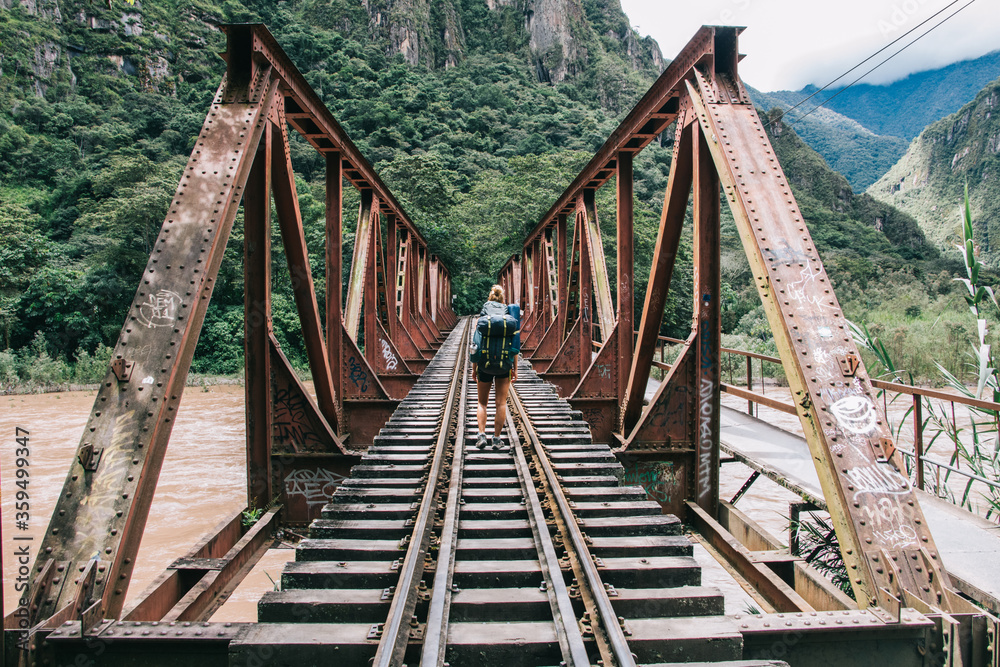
[232,319,784,666]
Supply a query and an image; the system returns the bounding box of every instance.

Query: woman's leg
[493,375,511,437]
[477,376,491,435]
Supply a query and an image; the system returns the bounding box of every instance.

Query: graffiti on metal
[283,468,345,508]
[273,386,325,450]
[347,355,369,392]
[137,290,182,328]
[621,461,681,505]
[380,338,399,371]
[697,316,715,501]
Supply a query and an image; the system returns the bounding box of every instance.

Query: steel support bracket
[870,587,902,624]
[110,358,134,383]
[838,353,860,376]
[80,600,103,635]
[77,443,103,472]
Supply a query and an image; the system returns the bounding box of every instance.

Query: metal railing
[588,330,1000,502]
[641,335,1000,500]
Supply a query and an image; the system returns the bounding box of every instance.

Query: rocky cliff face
[869,77,1000,264]
[526,0,587,82]
[363,0,663,82]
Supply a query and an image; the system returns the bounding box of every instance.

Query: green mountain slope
[869,76,1000,266]
[0,0,963,384]
[716,110,966,379]
[0,0,667,374]
[748,86,907,191]
[754,51,1000,191]
[767,50,1000,140]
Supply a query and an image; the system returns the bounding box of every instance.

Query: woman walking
[472,285,519,450]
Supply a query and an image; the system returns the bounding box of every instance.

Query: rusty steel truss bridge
[3,22,999,667]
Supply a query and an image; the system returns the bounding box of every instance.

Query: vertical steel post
[914,395,924,490]
[617,151,634,413]
[417,245,427,320]
[577,200,593,373]
[245,125,273,508]
[429,256,439,324]
[557,213,568,333]
[398,232,411,330]
[387,215,397,338]
[364,205,380,371]
[326,152,344,412]
[582,189,614,343]
[692,120,721,515]
[345,190,374,341]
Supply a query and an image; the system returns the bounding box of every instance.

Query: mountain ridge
[751,50,1000,192]
[765,49,1000,140]
[869,74,1000,266]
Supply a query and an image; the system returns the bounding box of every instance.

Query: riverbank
[0,373,244,396]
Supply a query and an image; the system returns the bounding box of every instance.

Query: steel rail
[505,407,592,665]
[510,386,637,667]
[372,319,470,666]
[419,325,472,666]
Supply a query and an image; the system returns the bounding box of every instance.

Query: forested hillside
[0,0,965,387]
[870,75,1000,268]
[755,50,1000,191]
[749,86,908,191]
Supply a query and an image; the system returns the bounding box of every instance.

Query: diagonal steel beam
[271,109,342,435]
[32,64,280,621]
[620,113,694,433]
[581,190,615,342]
[345,190,378,342]
[685,63,955,611]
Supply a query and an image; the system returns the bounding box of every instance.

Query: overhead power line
[766,0,977,129]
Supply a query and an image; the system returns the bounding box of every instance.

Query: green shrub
[0,350,19,390]
[24,331,70,388]
[73,344,113,384]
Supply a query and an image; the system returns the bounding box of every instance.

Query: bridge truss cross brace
[5,23,455,644]
[503,25,977,619]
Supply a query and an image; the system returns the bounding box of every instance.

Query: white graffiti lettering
[380,338,399,371]
[786,262,835,311]
[284,468,345,507]
[872,523,918,549]
[830,395,878,435]
[845,463,910,501]
[698,377,714,493]
[138,290,182,328]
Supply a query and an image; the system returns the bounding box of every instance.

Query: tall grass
[853,185,1000,520]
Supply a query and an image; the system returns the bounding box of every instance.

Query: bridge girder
[503,25,972,617]
[12,23,455,637]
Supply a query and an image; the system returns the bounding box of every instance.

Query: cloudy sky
[620,0,999,91]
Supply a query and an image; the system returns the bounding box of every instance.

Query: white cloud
[620,0,999,91]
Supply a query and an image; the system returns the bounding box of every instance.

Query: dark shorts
[476,365,510,384]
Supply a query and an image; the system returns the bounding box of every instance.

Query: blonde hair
[487,284,505,303]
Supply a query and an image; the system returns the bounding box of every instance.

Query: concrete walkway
[720,406,1000,613]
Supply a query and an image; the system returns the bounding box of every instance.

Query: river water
[3,383,989,620]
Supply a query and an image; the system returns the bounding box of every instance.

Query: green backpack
[471,302,520,374]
